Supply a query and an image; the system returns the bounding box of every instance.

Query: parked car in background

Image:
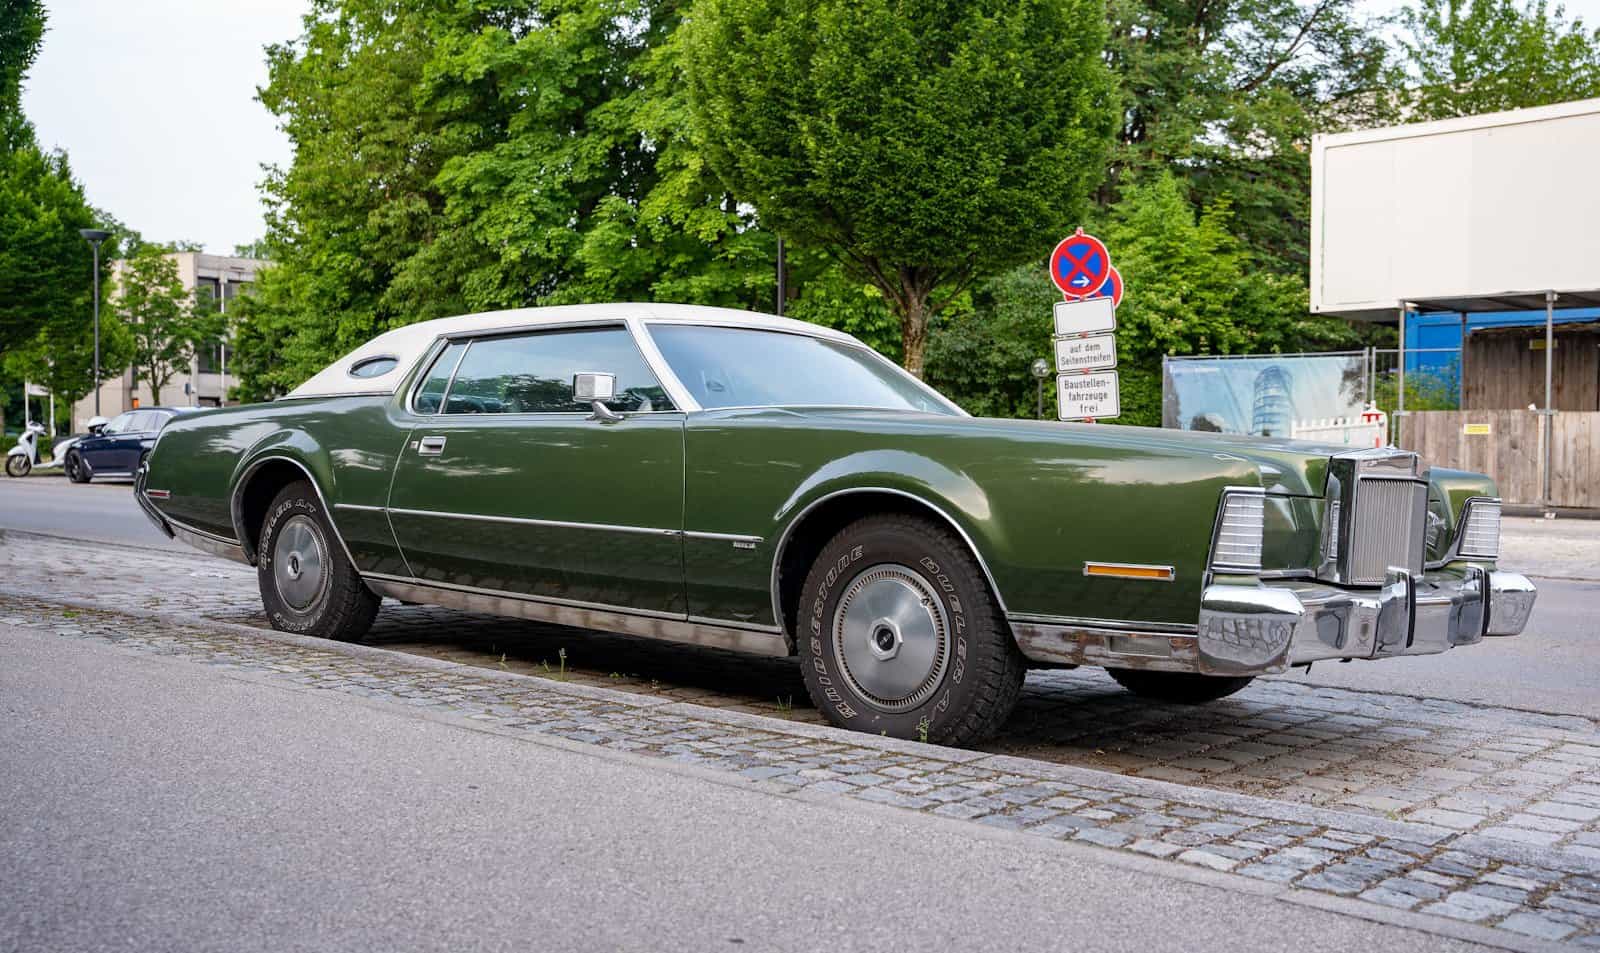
[136,304,1536,745]
[68,407,194,483]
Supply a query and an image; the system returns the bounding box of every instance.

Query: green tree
[1103,0,1398,273]
[924,265,1059,419]
[118,246,206,405]
[240,0,782,397]
[683,0,1116,377]
[1398,0,1600,118]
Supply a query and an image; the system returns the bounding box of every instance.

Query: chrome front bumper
[1196,567,1537,676]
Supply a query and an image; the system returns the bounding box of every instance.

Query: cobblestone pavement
[4,593,1600,948]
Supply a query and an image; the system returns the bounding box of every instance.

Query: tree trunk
[901,294,930,379]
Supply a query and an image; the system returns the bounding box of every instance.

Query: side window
[444,327,674,414]
[412,341,466,414]
[104,413,136,434]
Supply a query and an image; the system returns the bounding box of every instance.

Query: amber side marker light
[1082,562,1176,582]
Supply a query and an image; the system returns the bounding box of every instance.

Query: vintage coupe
[137,304,1537,744]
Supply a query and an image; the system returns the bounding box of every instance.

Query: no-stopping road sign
[1049,229,1111,299]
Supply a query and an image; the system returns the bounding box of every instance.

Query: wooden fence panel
[1399,410,1549,505]
[1549,412,1600,508]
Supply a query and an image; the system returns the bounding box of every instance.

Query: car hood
[783,409,1353,496]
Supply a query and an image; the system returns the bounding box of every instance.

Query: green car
[136,304,1536,744]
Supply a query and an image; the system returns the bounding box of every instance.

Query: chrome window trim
[637,321,966,418]
[768,486,1009,631]
[404,338,459,417]
[1206,485,1267,575]
[230,454,361,570]
[408,320,682,417]
[348,354,401,379]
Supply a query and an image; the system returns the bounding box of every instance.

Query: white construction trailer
[1311,97,1600,508]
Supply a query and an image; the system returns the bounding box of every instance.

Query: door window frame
[404,319,687,418]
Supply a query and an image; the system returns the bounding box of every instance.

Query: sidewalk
[1501,518,1600,582]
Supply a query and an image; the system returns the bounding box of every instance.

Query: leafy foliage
[236,0,780,399]
[1397,0,1600,119]
[683,0,1117,375]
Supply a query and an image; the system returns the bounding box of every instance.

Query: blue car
[66,407,194,483]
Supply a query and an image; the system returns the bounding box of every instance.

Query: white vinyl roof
[284,303,857,400]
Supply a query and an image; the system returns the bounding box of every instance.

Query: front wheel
[798,514,1026,746]
[257,480,379,641]
[1107,669,1255,704]
[5,454,30,478]
[65,450,88,483]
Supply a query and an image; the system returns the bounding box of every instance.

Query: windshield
[648,325,957,414]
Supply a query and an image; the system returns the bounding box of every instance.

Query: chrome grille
[1348,478,1427,585]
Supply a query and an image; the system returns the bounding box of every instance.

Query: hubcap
[273,514,328,611]
[832,563,950,713]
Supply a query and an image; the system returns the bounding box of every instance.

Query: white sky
[19,0,1600,256]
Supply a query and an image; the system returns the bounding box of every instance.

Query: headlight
[1457,498,1501,559]
[1210,488,1265,573]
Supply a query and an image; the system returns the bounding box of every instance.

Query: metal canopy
[1405,289,1600,317]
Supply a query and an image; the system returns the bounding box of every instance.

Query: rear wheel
[257,480,379,641]
[65,450,88,483]
[1107,669,1255,704]
[5,454,30,478]
[797,514,1026,746]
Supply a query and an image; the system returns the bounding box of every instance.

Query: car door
[386,324,687,615]
[82,412,139,473]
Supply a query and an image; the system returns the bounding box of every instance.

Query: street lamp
[79,228,112,417]
[1030,357,1052,420]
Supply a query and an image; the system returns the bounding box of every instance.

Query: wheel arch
[230,453,354,567]
[769,487,1010,646]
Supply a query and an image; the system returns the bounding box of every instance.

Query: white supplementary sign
[1058,371,1120,421]
[1053,297,1116,337]
[1054,333,1117,373]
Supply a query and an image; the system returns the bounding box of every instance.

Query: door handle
[417,436,447,456]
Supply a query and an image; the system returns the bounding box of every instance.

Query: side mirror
[572,372,623,423]
[87,416,108,434]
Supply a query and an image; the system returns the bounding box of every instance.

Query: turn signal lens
[1458,500,1501,559]
[1211,490,1265,573]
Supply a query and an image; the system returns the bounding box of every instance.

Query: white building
[72,251,266,430]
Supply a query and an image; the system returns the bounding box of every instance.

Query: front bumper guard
[1196,567,1537,676]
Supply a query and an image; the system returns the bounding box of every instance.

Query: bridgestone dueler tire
[798,514,1026,746]
[257,480,379,641]
[1107,669,1255,704]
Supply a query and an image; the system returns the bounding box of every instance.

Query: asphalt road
[1,474,1594,714]
[0,624,1492,953]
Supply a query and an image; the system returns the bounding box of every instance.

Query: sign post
[1047,229,1123,422]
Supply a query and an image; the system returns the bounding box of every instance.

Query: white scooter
[5,417,104,478]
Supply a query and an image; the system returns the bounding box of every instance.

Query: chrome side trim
[768,486,1011,633]
[334,502,386,513]
[684,529,765,544]
[231,454,360,570]
[385,506,681,537]
[1007,612,1198,635]
[169,518,251,566]
[1010,619,1201,673]
[361,574,790,657]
